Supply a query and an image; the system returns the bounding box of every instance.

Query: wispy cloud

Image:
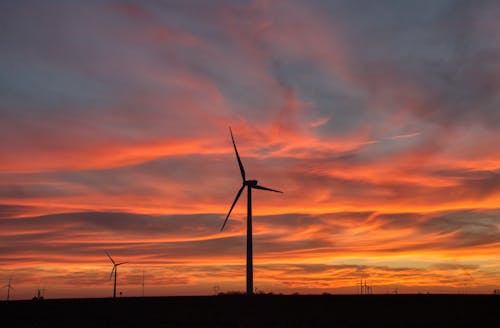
[387,132,421,140]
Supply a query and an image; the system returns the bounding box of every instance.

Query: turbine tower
[106,251,128,299]
[3,277,13,301]
[220,127,283,295]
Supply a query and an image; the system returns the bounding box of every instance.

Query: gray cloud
[1,207,498,265]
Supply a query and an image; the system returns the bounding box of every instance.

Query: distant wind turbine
[106,251,128,299]
[220,127,283,295]
[3,277,13,301]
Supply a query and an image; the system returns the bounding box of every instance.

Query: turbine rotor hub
[245,180,258,187]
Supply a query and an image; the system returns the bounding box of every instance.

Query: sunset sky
[1,0,499,299]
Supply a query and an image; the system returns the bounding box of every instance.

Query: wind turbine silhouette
[106,251,128,299]
[3,277,13,301]
[220,127,283,295]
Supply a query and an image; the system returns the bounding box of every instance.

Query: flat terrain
[1,294,499,327]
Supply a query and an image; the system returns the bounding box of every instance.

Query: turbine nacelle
[245,180,258,187]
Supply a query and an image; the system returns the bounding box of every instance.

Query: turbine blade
[220,185,245,231]
[109,267,115,280]
[254,185,283,193]
[116,262,129,266]
[105,251,115,265]
[230,127,246,182]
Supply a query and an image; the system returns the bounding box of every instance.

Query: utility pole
[213,284,220,295]
[358,279,365,294]
[4,278,13,301]
[142,269,145,297]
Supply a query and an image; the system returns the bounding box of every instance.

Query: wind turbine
[106,251,128,299]
[220,127,283,295]
[3,277,13,301]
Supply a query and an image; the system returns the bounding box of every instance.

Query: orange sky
[0,0,499,299]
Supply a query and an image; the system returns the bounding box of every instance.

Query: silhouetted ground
[1,294,498,327]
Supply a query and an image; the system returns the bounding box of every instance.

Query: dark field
[1,294,499,327]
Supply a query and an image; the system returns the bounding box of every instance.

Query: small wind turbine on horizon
[220,127,283,295]
[3,277,13,301]
[106,251,128,299]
